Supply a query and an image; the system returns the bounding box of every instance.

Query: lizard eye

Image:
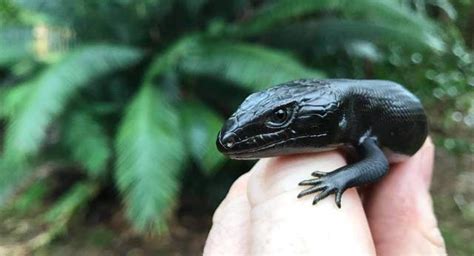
[266,108,291,127]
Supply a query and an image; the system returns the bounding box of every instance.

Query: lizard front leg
[297,137,389,208]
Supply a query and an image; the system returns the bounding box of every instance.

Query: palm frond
[229,0,337,36]
[0,157,30,205]
[342,0,444,51]
[264,19,440,55]
[43,181,98,223]
[115,84,185,232]
[180,41,325,90]
[31,181,99,249]
[9,179,48,215]
[0,45,142,203]
[0,84,32,119]
[3,44,142,159]
[61,109,111,178]
[231,0,443,51]
[180,100,224,174]
[144,36,198,82]
[428,0,456,19]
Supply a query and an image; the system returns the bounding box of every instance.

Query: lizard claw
[298,178,323,186]
[335,190,343,208]
[311,170,327,177]
[312,188,336,205]
[298,171,347,207]
[297,184,327,198]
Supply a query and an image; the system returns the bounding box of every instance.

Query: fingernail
[419,138,435,190]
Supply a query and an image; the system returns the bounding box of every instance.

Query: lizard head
[216,79,344,159]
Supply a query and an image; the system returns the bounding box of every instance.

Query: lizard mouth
[218,137,279,159]
[217,129,288,157]
[222,132,333,160]
[225,141,282,159]
[223,137,302,159]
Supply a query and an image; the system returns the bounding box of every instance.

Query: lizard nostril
[225,135,236,148]
[221,133,237,149]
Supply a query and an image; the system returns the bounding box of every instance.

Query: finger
[203,172,251,256]
[364,138,446,255]
[247,151,376,255]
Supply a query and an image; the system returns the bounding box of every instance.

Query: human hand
[204,138,446,255]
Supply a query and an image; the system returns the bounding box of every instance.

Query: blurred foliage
[0,0,473,252]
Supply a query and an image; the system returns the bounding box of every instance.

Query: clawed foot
[297,170,347,208]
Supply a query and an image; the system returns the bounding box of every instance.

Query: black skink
[216,79,428,207]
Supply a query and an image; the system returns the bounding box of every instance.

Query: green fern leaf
[10,179,48,215]
[0,157,30,204]
[429,0,456,19]
[342,0,443,51]
[264,19,439,54]
[115,84,185,232]
[180,41,325,90]
[44,181,98,223]
[0,45,141,203]
[0,84,32,119]
[232,0,443,51]
[180,100,225,174]
[61,109,111,178]
[4,44,142,159]
[39,181,99,248]
[144,36,198,82]
[229,0,337,36]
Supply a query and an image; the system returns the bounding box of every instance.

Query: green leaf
[265,19,440,54]
[10,180,48,215]
[44,181,98,223]
[0,157,31,205]
[180,41,325,90]
[0,44,142,204]
[342,0,444,51]
[62,109,111,178]
[4,44,142,159]
[115,84,185,232]
[428,0,456,19]
[181,100,225,174]
[229,0,337,36]
[0,84,33,119]
[144,36,198,82]
[231,0,443,51]
[37,181,98,249]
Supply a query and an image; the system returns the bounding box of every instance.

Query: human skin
[204,138,446,255]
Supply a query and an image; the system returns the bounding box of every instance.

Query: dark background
[0,0,473,255]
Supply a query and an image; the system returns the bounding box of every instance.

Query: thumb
[364,138,446,255]
[247,151,376,255]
